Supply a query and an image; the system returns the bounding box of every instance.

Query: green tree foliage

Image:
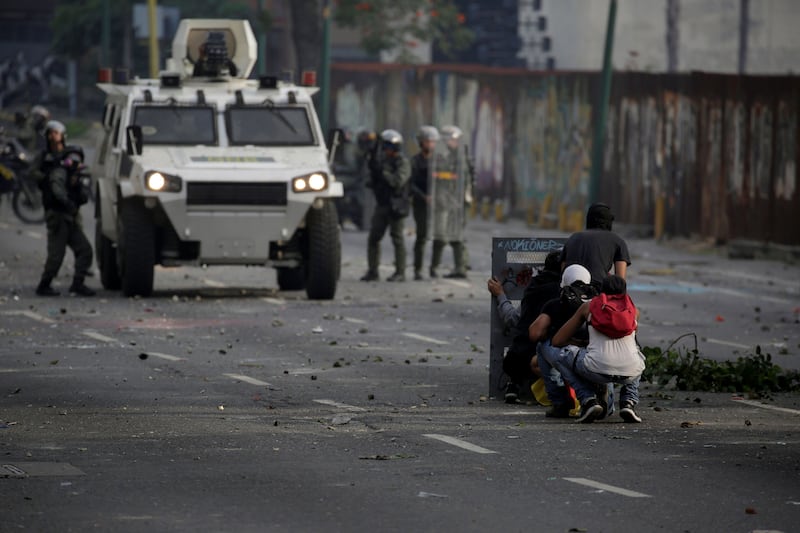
[334,0,473,61]
[52,0,128,59]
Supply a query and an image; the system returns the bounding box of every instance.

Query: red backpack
[589,293,637,339]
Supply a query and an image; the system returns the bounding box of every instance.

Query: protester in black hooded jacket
[488,251,562,403]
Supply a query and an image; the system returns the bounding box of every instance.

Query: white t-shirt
[583,324,645,377]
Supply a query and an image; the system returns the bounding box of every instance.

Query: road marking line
[1,310,56,324]
[344,317,366,324]
[260,297,285,305]
[563,477,651,498]
[203,279,227,288]
[25,231,43,240]
[81,330,118,343]
[734,399,800,415]
[402,332,449,345]
[706,338,751,350]
[443,279,470,289]
[223,373,271,386]
[146,352,186,362]
[313,399,366,412]
[423,434,498,454]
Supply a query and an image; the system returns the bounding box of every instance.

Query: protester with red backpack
[550,275,645,424]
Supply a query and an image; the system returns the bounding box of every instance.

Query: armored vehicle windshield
[133,105,217,145]
[226,106,315,146]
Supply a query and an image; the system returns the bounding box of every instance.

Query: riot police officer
[410,125,439,280]
[360,129,411,282]
[430,125,471,279]
[35,120,95,297]
[17,105,50,153]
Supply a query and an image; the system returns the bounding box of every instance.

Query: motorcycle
[0,133,44,224]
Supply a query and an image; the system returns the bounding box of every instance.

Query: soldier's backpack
[589,292,637,339]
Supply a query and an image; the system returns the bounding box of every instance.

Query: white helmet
[31,105,50,120]
[440,125,462,142]
[560,264,591,288]
[380,129,403,151]
[416,125,440,144]
[45,120,67,137]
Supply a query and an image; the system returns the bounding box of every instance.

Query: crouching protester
[550,275,644,424]
[528,264,607,418]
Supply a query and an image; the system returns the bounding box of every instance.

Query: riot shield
[428,143,466,242]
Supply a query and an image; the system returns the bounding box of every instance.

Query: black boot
[69,280,96,296]
[36,281,60,297]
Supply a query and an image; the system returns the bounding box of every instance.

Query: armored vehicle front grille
[186,182,287,206]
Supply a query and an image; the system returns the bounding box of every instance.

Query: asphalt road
[0,199,798,533]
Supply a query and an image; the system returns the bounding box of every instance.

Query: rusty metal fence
[331,64,800,246]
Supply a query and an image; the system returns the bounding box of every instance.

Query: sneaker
[429,268,438,279]
[545,404,573,418]
[386,272,405,282]
[413,271,424,281]
[504,383,519,404]
[443,272,467,279]
[69,284,96,297]
[360,271,379,282]
[620,402,642,423]
[576,399,603,424]
[35,285,60,297]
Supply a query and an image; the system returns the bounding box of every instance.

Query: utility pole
[101,0,110,67]
[319,0,332,133]
[148,0,160,78]
[589,0,617,204]
[738,0,749,73]
[666,0,679,72]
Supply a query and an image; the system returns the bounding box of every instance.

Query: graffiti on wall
[331,66,800,245]
[0,53,65,108]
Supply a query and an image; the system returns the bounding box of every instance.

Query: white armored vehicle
[93,19,342,299]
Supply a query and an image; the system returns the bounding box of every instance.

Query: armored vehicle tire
[276,266,305,291]
[304,200,341,300]
[95,220,121,290]
[119,198,155,297]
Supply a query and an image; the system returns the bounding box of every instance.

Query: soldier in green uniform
[34,121,95,297]
[17,105,50,153]
[429,125,469,279]
[409,125,439,280]
[360,129,411,282]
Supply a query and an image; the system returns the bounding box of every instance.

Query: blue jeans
[552,345,640,407]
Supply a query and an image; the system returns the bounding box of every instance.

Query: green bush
[642,335,800,396]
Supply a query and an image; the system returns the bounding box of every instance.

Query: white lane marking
[25,231,43,240]
[563,477,651,498]
[402,332,449,345]
[423,434,498,455]
[203,279,227,288]
[344,317,366,324]
[146,352,186,362]
[260,297,285,305]
[734,399,800,416]
[442,279,470,289]
[81,330,118,343]
[1,310,56,324]
[222,373,271,386]
[706,338,751,350]
[313,399,366,412]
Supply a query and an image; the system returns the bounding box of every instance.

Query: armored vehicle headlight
[292,172,328,193]
[145,171,182,192]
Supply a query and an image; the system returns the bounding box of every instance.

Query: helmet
[45,120,67,138]
[31,105,50,121]
[31,105,50,131]
[356,129,377,151]
[380,129,403,151]
[440,125,463,142]
[415,125,440,144]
